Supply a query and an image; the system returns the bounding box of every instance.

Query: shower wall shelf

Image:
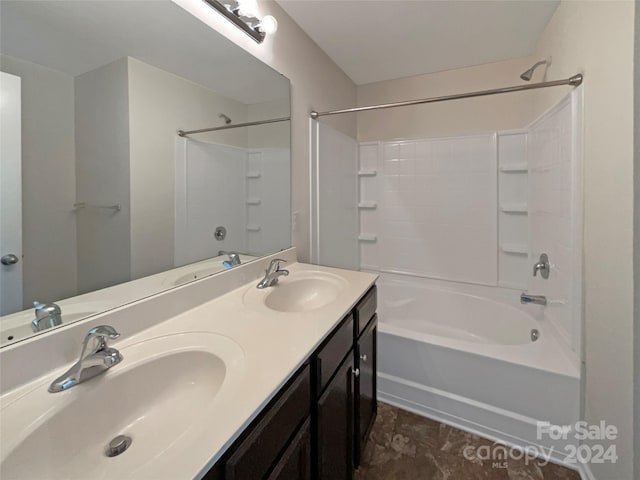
[358,234,377,242]
[246,198,262,205]
[358,201,377,209]
[499,163,528,173]
[246,172,261,178]
[358,169,377,177]
[497,132,529,290]
[500,243,528,255]
[246,225,261,232]
[500,203,528,214]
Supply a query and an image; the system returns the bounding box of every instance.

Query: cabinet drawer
[314,314,354,396]
[354,286,376,337]
[225,364,311,480]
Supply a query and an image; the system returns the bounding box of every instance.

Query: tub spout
[520,293,547,306]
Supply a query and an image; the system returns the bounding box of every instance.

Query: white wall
[531,3,635,478]
[75,57,132,294]
[171,0,358,262]
[357,56,537,142]
[0,55,77,308]
[127,57,250,278]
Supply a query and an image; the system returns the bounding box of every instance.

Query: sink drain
[105,434,132,457]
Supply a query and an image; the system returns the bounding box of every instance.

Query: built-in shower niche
[497,132,529,290]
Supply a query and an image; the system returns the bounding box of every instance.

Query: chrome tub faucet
[49,325,122,393]
[520,293,547,306]
[32,301,62,332]
[533,253,550,279]
[257,259,289,289]
[219,250,242,267]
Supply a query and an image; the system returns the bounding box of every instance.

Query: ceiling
[276,0,559,85]
[0,1,289,104]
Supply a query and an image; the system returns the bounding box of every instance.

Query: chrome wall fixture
[310,74,583,119]
[520,58,551,81]
[203,0,278,44]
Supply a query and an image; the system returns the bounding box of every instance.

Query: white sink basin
[0,332,244,479]
[244,271,348,313]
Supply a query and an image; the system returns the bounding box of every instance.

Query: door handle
[1,254,19,266]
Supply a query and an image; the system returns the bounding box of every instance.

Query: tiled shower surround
[358,135,498,285]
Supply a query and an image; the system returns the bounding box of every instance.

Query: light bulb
[237,0,258,17]
[257,15,278,34]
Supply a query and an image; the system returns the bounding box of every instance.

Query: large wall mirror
[0,0,291,347]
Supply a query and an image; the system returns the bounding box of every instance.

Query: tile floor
[355,402,581,480]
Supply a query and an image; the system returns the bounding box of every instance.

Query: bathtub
[374,273,581,465]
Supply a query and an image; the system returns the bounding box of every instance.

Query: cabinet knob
[1,254,19,266]
[352,368,360,378]
[360,354,368,362]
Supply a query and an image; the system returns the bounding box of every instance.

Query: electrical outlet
[292,211,299,232]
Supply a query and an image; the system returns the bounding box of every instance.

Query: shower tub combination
[374,273,581,466]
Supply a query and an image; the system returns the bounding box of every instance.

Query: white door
[0,71,23,315]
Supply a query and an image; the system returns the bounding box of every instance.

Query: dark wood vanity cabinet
[205,285,377,480]
[267,419,312,480]
[354,314,377,468]
[316,354,354,480]
[315,285,378,478]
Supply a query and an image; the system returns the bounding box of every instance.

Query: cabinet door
[317,353,354,480]
[225,365,310,480]
[267,419,311,480]
[355,315,377,467]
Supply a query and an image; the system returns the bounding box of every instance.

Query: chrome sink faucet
[520,293,547,306]
[32,301,62,332]
[49,325,122,393]
[219,250,242,267]
[257,259,289,289]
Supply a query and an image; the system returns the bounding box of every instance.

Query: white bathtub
[374,274,581,465]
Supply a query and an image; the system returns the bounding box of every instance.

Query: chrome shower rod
[178,117,291,137]
[310,74,583,119]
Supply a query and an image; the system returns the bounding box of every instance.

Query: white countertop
[0,259,377,480]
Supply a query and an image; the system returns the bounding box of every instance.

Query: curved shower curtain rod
[310,73,583,119]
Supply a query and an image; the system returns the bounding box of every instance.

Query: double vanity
[0,249,378,480]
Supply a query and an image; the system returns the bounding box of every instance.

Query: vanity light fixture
[203,0,278,43]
